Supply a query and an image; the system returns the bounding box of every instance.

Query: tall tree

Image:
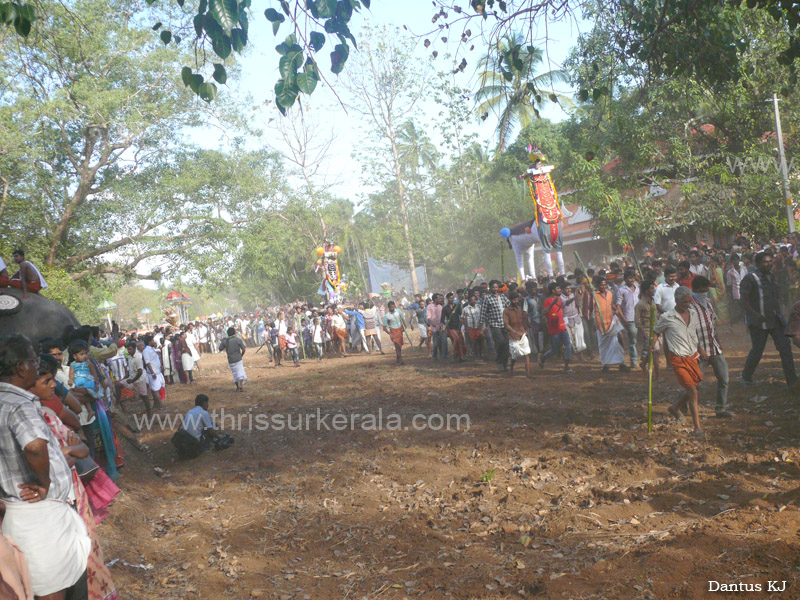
[0,0,265,283]
[345,26,429,293]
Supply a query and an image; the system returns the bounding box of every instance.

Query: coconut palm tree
[396,120,438,177]
[475,34,571,152]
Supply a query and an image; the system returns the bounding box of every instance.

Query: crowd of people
[3,234,800,597]
[1,326,122,600]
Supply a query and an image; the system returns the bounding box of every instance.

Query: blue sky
[229,1,587,199]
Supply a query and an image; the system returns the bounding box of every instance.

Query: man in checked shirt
[688,276,731,418]
[480,280,510,371]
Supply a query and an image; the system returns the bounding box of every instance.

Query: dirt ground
[100,326,800,599]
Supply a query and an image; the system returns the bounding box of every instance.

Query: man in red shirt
[676,260,696,290]
[538,282,573,372]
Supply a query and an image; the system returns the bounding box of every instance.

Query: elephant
[0,287,80,345]
[506,202,574,280]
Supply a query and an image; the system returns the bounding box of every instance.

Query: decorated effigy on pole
[519,144,572,278]
[315,238,342,303]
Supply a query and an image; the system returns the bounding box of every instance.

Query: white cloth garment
[12,262,48,289]
[181,353,194,371]
[228,360,247,384]
[566,318,587,353]
[186,332,201,362]
[2,499,91,597]
[597,316,625,365]
[508,333,531,359]
[141,346,163,392]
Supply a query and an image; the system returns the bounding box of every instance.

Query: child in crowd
[285,326,300,366]
[67,339,98,421]
[312,317,324,360]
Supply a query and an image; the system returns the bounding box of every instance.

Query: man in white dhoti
[0,334,91,599]
[593,276,626,372]
[185,323,202,376]
[141,338,165,411]
[218,328,247,392]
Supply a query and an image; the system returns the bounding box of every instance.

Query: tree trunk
[0,176,7,224]
[388,123,419,293]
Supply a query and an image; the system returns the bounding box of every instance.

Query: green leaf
[272,19,281,34]
[274,78,299,114]
[13,16,30,36]
[213,63,227,84]
[592,87,603,101]
[210,0,238,34]
[177,0,184,6]
[296,72,317,94]
[199,0,208,13]
[279,49,303,80]
[160,30,172,44]
[198,81,218,102]
[275,34,300,55]
[202,14,223,38]
[189,74,204,94]
[578,88,589,102]
[181,66,193,86]
[279,0,290,15]
[337,0,353,21]
[174,34,181,44]
[193,13,204,36]
[212,34,232,59]
[316,0,336,18]
[309,31,325,52]
[152,21,162,30]
[264,7,282,21]
[231,27,247,51]
[296,61,319,94]
[361,0,370,7]
[330,43,348,74]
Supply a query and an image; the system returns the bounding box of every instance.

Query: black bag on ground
[213,433,234,451]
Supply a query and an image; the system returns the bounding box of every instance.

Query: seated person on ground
[171,394,233,458]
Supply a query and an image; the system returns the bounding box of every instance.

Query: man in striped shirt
[689,277,731,418]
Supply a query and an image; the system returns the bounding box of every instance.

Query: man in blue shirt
[172,394,221,458]
[345,303,367,353]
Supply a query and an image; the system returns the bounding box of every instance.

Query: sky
[230,0,587,200]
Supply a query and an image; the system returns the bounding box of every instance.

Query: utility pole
[771,93,795,233]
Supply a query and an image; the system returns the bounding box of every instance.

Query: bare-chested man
[5,249,48,298]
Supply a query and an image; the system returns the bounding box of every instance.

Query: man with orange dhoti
[382,301,405,366]
[1,250,48,298]
[653,286,706,438]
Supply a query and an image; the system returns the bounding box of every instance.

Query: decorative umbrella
[97,300,117,331]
